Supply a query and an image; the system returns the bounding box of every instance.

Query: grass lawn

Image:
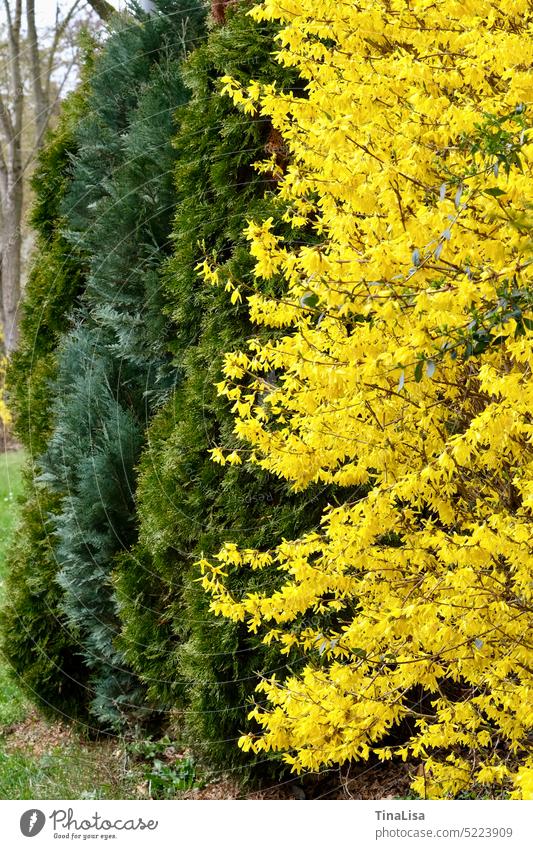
[0,449,25,567]
[0,449,27,727]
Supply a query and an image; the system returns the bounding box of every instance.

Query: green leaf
[351,648,367,659]
[300,291,319,309]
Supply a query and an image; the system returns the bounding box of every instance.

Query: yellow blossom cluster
[199,0,533,798]
[0,349,10,428]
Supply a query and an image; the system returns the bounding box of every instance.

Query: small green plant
[127,737,199,798]
[146,757,197,798]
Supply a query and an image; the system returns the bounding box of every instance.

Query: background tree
[0,0,114,354]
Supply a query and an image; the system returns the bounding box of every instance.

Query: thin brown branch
[86,0,115,21]
[44,0,84,107]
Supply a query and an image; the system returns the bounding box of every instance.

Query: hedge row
[2,0,341,777]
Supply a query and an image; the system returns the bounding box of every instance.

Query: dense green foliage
[2,1,349,780]
[2,1,208,729]
[0,455,196,802]
[114,3,337,775]
[8,74,91,455]
[38,0,207,727]
[0,84,92,719]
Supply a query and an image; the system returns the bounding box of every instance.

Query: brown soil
[1,709,73,758]
[0,424,21,452]
[183,760,414,800]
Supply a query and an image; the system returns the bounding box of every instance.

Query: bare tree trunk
[1,0,23,354]
[26,0,48,148]
[0,0,113,354]
[211,1,232,25]
[0,119,23,355]
[1,175,23,354]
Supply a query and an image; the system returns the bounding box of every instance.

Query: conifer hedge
[3,0,357,779]
[3,1,208,728]
[38,0,207,727]
[1,82,92,719]
[114,2,348,775]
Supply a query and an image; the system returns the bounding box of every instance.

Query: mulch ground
[183,760,414,800]
[0,709,73,758]
[0,427,21,453]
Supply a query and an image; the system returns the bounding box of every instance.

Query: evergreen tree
[21,0,206,728]
[8,75,92,454]
[1,81,93,719]
[115,2,354,775]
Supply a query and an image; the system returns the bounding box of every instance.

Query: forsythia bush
[0,354,9,428]
[201,0,533,798]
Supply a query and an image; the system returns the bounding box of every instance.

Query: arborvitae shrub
[1,82,93,720]
[8,78,91,455]
[42,327,153,724]
[1,480,91,721]
[115,2,353,777]
[39,0,207,728]
[2,2,208,729]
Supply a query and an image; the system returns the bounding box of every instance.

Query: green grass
[0,744,142,800]
[0,449,28,726]
[0,448,25,564]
